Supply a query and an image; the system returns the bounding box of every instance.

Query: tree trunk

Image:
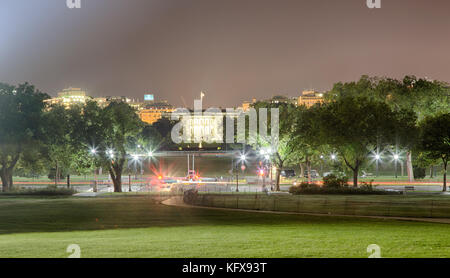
[406,151,414,183]
[275,168,281,192]
[0,169,12,192]
[113,172,122,192]
[67,175,70,188]
[55,161,59,187]
[299,163,305,179]
[307,160,312,183]
[353,167,359,187]
[430,166,434,178]
[443,160,447,192]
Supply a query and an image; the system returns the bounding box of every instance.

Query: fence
[188,193,450,219]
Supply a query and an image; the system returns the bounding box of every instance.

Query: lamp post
[375,154,381,177]
[90,148,98,193]
[131,154,140,192]
[235,154,247,192]
[394,154,399,179]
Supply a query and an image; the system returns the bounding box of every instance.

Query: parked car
[281,169,296,178]
[304,170,320,179]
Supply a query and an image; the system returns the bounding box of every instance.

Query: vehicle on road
[304,170,320,179]
[281,169,296,178]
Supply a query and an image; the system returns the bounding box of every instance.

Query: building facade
[297,90,324,107]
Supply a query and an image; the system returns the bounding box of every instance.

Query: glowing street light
[331,154,337,160]
[148,151,153,157]
[107,149,115,159]
[393,154,400,178]
[240,154,247,161]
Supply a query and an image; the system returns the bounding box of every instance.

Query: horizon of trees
[0,75,449,192]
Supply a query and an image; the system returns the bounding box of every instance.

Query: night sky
[1,0,450,107]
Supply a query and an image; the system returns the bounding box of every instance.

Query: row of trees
[1,76,448,192]
[0,83,165,192]
[253,76,449,191]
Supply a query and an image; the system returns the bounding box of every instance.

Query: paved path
[162,197,450,224]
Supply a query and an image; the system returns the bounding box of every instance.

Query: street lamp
[374,154,381,177]
[393,154,400,178]
[89,147,98,193]
[107,149,114,159]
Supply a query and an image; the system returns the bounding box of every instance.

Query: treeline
[0,75,449,193]
[252,75,449,191]
[0,83,174,192]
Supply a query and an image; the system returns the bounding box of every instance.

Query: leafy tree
[80,101,143,192]
[252,102,298,191]
[328,75,450,182]
[41,105,85,186]
[313,95,417,187]
[419,113,450,191]
[0,83,48,191]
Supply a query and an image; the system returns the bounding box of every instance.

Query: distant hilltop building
[44,88,173,124]
[241,98,257,111]
[139,100,175,124]
[44,88,88,107]
[297,90,325,107]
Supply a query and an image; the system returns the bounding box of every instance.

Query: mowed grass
[0,196,449,258]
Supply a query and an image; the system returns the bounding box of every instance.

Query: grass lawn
[0,196,449,258]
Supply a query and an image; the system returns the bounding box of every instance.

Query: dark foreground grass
[0,196,449,258]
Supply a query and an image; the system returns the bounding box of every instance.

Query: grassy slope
[0,196,449,258]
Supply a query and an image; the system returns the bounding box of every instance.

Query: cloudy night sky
[1,0,450,107]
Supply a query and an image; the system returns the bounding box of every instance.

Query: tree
[80,101,143,192]
[419,113,450,191]
[0,83,48,191]
[313,95,417,187]
[41,105,84,186]
[328,75,450,182]
[252,102,298,191]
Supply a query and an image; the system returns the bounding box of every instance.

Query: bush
[289,182,319,194]
[323,174,348,188]
[289,185,393,195]
[413,166,426,179]
[0,187,77,196]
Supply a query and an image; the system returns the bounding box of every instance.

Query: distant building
[241,98,257,111]
[267,95,297,105]
[139,102,175,124]
[100,96,144,111]
[171,109,241,144]
[44,88,89,107]
[297,90,324,107]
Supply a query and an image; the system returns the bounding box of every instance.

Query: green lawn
[0,196,449,258]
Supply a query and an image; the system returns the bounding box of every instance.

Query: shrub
[323,174,348,188]
[413,166,426,179]
[1,187,77,196]
[289,181,396,195]
[289,182,319,194]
